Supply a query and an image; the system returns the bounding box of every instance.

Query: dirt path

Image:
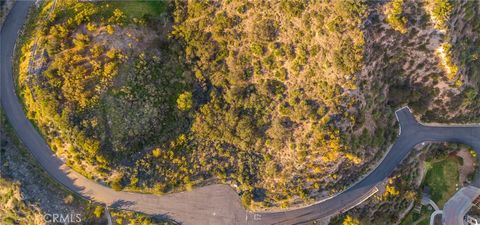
[456,149,475,185]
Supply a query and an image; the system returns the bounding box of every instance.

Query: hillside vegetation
[328,0,480,222]
[0,179,44,225]
[17,0,437,210]
[445,0,480,122]
[1,106,176,225]
[18,0,194,186]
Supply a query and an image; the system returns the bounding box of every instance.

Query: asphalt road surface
[3,2,480,225]
[443,186,480,225]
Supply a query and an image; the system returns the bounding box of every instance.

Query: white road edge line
[429,210,442,225]
[395,105,411,136]
[344,187,379,212]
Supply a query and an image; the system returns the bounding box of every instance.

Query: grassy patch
[418,219,430,225]
[108,1,167,18]
[400,207,432,225]
[423,156,461,207]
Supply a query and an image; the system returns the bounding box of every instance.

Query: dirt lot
[456,148,476,185]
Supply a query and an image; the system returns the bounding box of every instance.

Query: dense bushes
[18,1,180,183]
[171,0,370,208]
[446,0,480,122]
[384,0,408,33]
[425,0,453,30]
[0,179,44,224]
[18,0,400,210]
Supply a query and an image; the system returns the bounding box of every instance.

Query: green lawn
[423,156,461,208]
[401,156,461,225]
[417,219,430,225]
[109,0,167,18]
[400,207,432,225]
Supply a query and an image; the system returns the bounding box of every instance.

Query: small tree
[152,148,161,158]
[111,177,123,191]
[94,206,103,218]
[343,215,360,225]
[177,91,193,111]
[106,25,115,35]
[241,191,252,207]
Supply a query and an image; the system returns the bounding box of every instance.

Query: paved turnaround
[3,2,480,225]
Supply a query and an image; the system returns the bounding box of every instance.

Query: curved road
[2,2,480,225]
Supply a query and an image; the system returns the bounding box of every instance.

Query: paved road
[422,196,439,211]
[443,186,480,225]
[3,2,480,225]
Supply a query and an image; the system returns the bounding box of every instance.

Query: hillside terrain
[16,0,480,211]
[330,0,480,223]
[329,143,476,225]
[1,108,174,225]
[0,178,44,225]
